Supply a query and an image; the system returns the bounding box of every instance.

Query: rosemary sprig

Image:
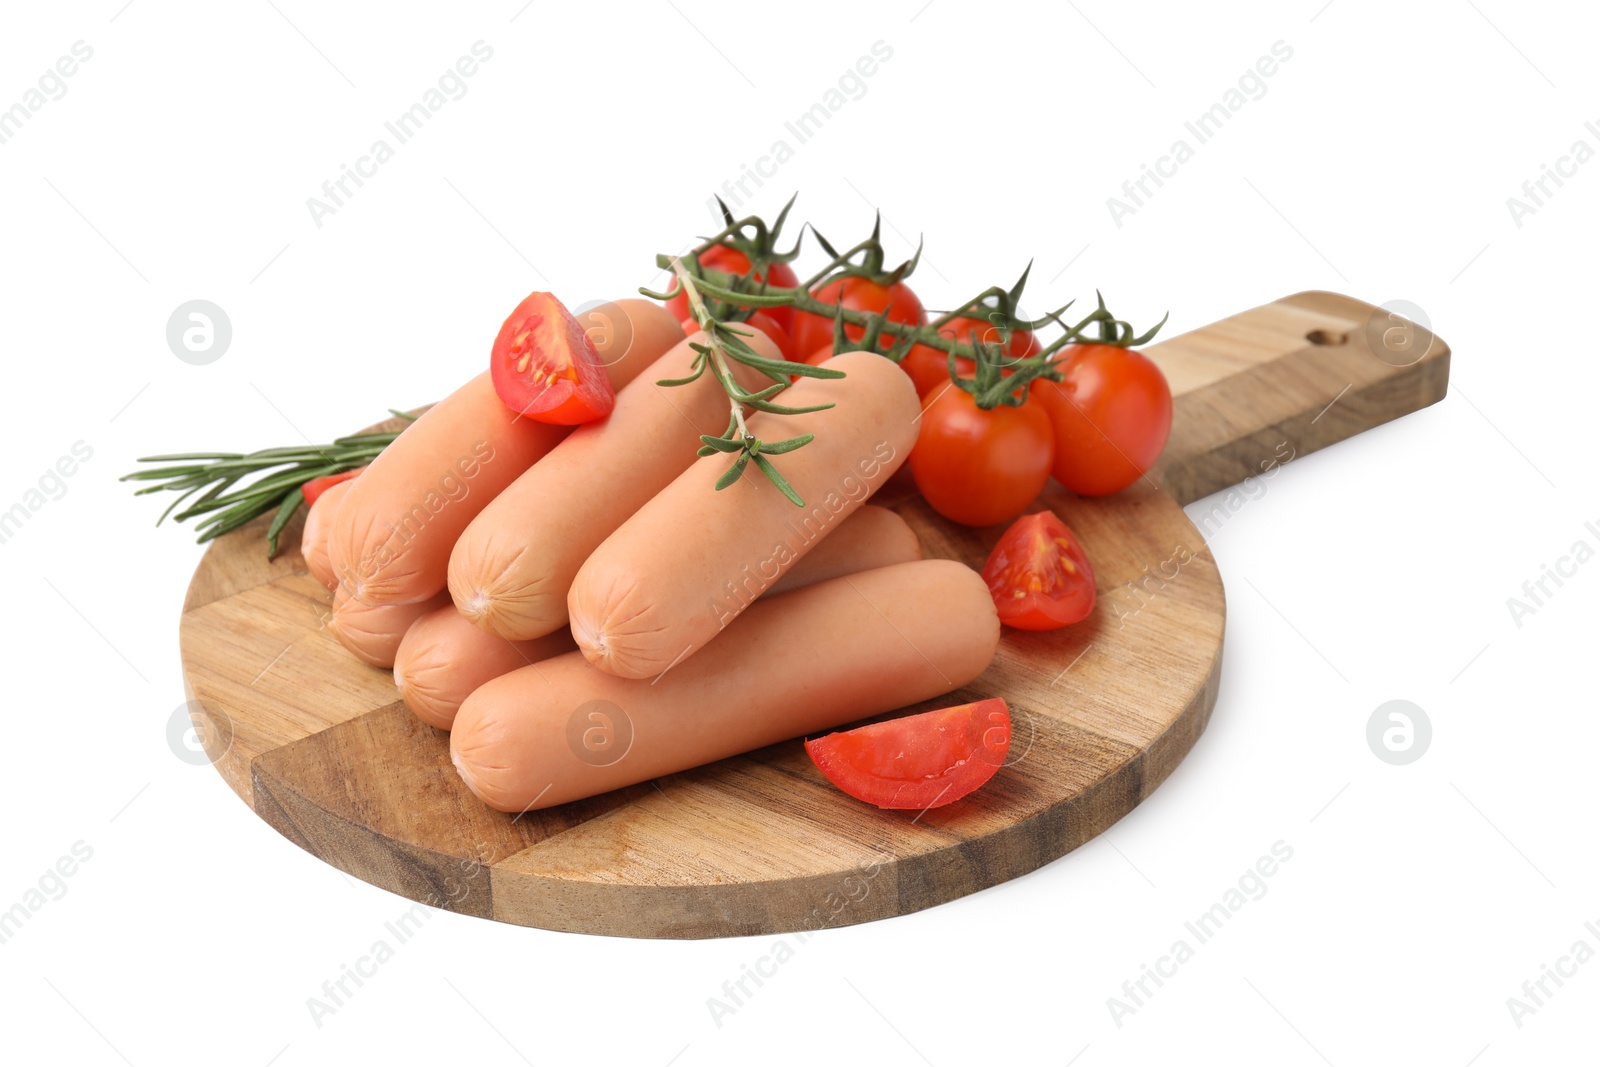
[121,412,415,556]
[664,256,843,506]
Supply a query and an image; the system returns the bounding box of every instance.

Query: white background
[1,1,1595,1063]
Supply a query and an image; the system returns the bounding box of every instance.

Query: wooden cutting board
[178,290,1449,938]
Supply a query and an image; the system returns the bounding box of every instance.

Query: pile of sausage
[298,299,1000,813]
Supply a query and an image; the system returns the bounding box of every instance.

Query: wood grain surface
[177,290,1450,937]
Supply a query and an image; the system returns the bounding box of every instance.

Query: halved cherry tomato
[683,311,794,362]
[805,698,1011,809]
[1029,344,1172,496]
[490,292,615,425]
[789,275,926,362]
[899,316,1041,398]
[981,511,1096,630]
[301,466,365,507]
[665,246,801,332]
[909,387,1054,527]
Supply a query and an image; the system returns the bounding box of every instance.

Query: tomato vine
[641,197,1167,500]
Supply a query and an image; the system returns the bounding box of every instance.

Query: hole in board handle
[1306,329,1349,346]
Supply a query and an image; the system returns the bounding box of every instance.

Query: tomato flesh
[981,511,1096,630]
[1030,344,1172,496]
[665,246,800,332]
[789,276,926,361]
[490,292,615,425]
[301,466,365,507]
[805,699,1011,809]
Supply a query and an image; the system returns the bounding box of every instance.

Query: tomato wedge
[981,511,1096,630]
[301,466,365,507]
[490,292,615,425]
[805,698,1011,810]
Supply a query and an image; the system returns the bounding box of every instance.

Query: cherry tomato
[981,511,1096,630]
[1030,344,1172,496]
[899,316,1040,398]
[805,698,1010,809]
[897,345,953,398]
[909,387,1054,527]
[490,292,616,425]
[899,345,959,399]
[789,275,926,361]
[301,466,365,507]
[665,246,800,332]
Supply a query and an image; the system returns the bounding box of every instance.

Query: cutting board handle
[1146,291,1450,506]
